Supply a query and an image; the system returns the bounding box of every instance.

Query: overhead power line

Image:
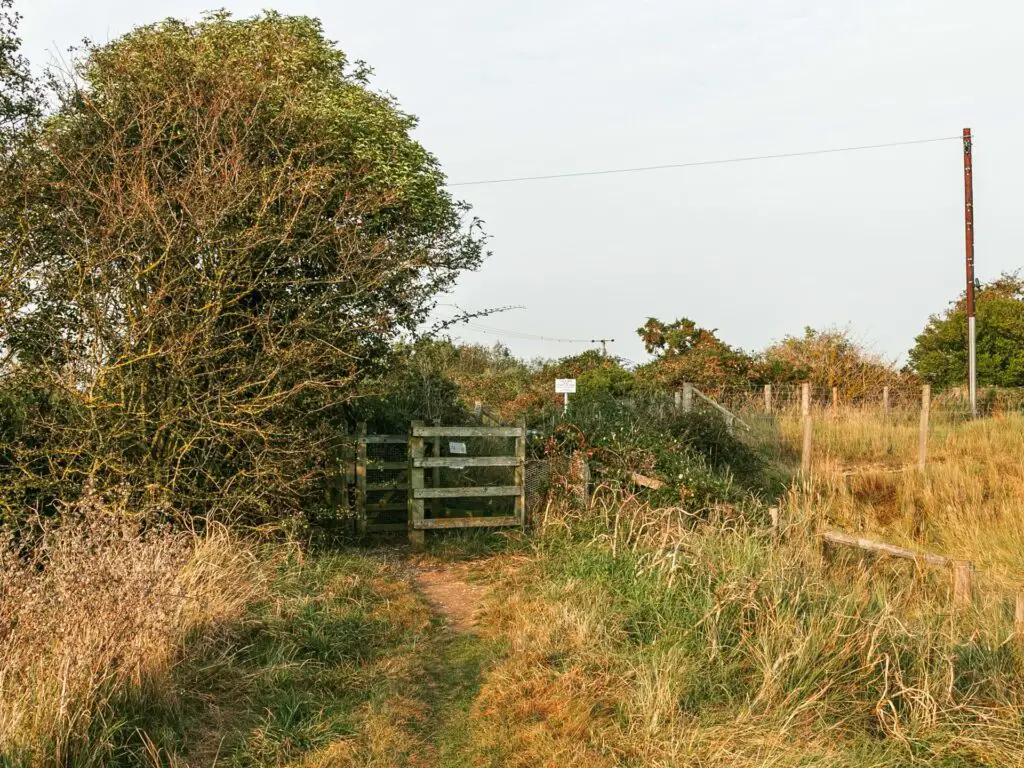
[448,135,963,187]
[464,323,605,345]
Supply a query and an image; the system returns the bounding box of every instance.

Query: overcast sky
[18,1,1024,364]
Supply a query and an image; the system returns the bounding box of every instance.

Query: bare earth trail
[411,560,491,634]
[376,549,508,767]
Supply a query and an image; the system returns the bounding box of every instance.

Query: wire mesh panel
[356,427,409,533]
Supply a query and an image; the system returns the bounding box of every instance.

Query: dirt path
[411,560,490,633]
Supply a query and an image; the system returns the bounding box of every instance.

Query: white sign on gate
[555,378,577,394]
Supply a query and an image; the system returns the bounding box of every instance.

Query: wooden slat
[366,461,408,470]
[366,482,409,492]
[414,485,522,499]
[414,516,522,529]
[822,530,952,568]
[412,456,520,468]
[411,425,522,438]
[361,435,408,444]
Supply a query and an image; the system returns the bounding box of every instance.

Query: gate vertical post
[408,421,426,549]
[515,418,526,527]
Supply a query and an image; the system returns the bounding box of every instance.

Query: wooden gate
[407,421,526,548]
[355,424,409,534]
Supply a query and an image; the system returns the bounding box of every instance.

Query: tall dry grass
[0,495,265,766]
[468,475,1024,766]
[775,408,1024,589]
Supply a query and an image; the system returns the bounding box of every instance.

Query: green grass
[100,548,446,766]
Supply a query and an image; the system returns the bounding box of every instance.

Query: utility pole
[963,127,977,418]
[592,338,615,357]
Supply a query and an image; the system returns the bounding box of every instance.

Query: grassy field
[4,410,1024,767]
[777,408,1024,589]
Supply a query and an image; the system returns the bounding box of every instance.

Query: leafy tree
[1,12,484,522]
[635,317,754,391]
[909,273,1024,390]
[0,0,38,146]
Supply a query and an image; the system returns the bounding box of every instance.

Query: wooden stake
[769,506,780,530]
[764,384,773,415]
[831,386,839,417]
[1015,593,1024,641]
[953,561,973,606]
[882,386,890,416]
[918,384,931,472]
[801,382,813,477]
[682,382,694,414]
[801,382,811,419]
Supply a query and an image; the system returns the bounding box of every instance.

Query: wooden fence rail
[822,530,975,606]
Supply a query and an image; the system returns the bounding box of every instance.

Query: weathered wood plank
[365,461,408,470]
[361,435,409,444]
[822,530,951,568]
[412,456,520,468]
[366,482,409,492]
[630,472,665,490]
[414,516,522,529]
[411,425,521,438]
[414,485,522,499]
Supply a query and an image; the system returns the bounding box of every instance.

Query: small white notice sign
[555,378,577,394]
[448,441,467,455]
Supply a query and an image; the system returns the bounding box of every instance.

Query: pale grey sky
[18,1,1024,364]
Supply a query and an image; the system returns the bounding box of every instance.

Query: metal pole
[563,392,569,414]
[963,127,977,418]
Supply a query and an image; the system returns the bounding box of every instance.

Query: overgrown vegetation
[0,11,485,526]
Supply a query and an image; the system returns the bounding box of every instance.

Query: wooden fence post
[356,422,367,535]
[953,561,973,606]
[408,421,426,550]
[682,383,694,414]
[674,390,681,412]
[764,384,772,415]
[831,386,839,418]
[918,385,931,472]
[801,383,812,477]
[515,418,527,526]
[1015,593,1024,641]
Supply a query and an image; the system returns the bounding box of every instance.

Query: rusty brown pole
[963,127,977,418]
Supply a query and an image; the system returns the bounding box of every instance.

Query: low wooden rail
[407,420,526,548]
[822,530,974,605]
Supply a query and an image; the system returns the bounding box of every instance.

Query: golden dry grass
[0,496,265,766]
[779,409,1024,589]
[460,475,1024,767]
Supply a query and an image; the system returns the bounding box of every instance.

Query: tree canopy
[909,273,1024,390]
[0,11,484,523]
